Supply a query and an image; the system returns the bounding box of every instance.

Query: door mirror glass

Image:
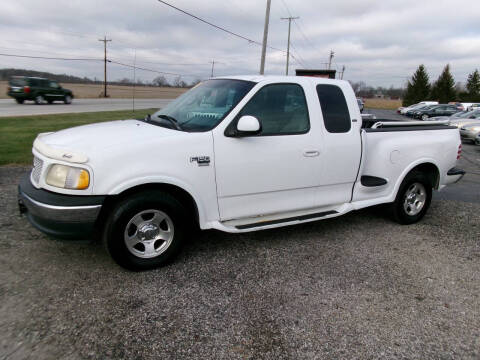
[236,115,261,135]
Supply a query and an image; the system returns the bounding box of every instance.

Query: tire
[34,95,45,105]
[421,114,428,120]
[15,99,24,104]
[64,95,72,104]
[103,190,188,270]
[391,171,432,225]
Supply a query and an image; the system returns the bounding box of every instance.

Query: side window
[237,83,309,135]
[316,84,351,133]
[50,81,59,88]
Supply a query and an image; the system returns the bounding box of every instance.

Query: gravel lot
[1,116,480,359]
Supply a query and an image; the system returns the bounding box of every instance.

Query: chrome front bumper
[19,191,102,223]
[18,172,105,239]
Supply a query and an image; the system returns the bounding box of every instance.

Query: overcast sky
[1,0,479,87]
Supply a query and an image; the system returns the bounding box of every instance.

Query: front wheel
[421,114,428,120]
[391,171,432,224]
[64,95,72,104]
[103,191,188,270]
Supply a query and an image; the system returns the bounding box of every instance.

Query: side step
[235,210,338,230]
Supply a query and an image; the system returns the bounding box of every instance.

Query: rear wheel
[103,191,188,270]
[392,171,432,224]
[34,95,45,105]
[15,99,24,104]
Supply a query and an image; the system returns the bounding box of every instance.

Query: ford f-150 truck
[18,76,465,270]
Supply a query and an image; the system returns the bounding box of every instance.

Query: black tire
[103,190,188,270]
[391,171,432,225]
[64,95,72,104]
[15,99,24,104]
[34,95,45,105]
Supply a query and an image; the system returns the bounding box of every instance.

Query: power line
[156,0,288,56]
[0,53,102,61]
[108,59,204,78]
[157,0,262,46]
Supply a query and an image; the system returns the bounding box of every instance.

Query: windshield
[152,79,255,132]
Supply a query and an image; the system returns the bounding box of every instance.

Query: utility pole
[259,0,271,75]
[327,50,334,70]
[132,49,136,112]
[210,60,215,77]
[98,36,112,97]
[281,16,299,75]
[340,65,345,79]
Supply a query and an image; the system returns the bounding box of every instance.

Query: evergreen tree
[430,64,456,103]
[402,64,430,106]
[466,69,480,100]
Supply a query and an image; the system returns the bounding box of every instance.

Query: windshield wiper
[149,114,183,131]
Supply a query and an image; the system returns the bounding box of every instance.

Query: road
[0,98,172,117]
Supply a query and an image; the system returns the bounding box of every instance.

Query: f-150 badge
[190,156,210,166]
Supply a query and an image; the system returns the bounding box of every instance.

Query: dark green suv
[7,76,74,105]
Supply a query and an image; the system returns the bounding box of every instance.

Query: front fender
[107,175,217,229]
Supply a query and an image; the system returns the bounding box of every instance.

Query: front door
[213,83,321,221]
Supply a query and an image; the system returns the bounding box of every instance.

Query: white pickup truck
[18,76,465,270]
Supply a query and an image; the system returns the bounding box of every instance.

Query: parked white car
[18,76,465,270]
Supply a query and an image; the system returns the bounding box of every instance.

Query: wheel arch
[395,161,441,196]
[97,182,202,231]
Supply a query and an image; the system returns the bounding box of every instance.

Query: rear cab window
[316,84,351,133]
[9,78,26,87]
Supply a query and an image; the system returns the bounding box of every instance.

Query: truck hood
[35,119,182,162]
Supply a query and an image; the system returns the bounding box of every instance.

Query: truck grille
[32,157,43,184]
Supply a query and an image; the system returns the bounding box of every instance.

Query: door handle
[303,150,320,157]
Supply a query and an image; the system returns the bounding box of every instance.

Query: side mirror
[226,115,261,137]
[237,115,260,132]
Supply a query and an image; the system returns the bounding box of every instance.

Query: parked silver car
[449,110,480,128]
[431,109,480,123]
[460,123,480,143]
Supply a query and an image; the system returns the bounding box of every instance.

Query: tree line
[403,65,480,106]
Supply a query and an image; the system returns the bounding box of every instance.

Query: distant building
[295,69,336,79]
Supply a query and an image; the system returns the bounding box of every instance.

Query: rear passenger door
[312,83,362,207]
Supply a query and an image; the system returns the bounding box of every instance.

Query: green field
[0,109,156,165]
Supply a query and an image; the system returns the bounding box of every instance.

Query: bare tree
[153,75,169,87]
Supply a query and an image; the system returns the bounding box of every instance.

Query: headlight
[471,126,480,132]
[46,164,90,190]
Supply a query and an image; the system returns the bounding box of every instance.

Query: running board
[235,210,338,230]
